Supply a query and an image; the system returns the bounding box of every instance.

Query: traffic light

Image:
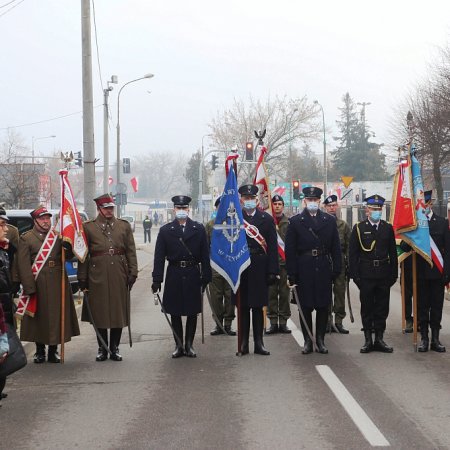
[362,188,367,201]
[113,193,127,205]
[211,155,218,170]
[123,157,131,174]
[293,180,300,200]
[74,151,83,167]
[245,142,254,161]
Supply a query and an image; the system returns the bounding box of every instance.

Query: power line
[91,0,104,90]
[0,0,25,18]
[0,0,18,9]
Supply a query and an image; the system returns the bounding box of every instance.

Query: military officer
[238,184,279,356]
[286,187,341,354]
[18,206,80,363]
[323,195,351,334]
[266,194,291,334]
[78,194,138,362]
[413,190,449,352]
[152,195,212,358]
[349,195,398,353]
[205,197,235,336]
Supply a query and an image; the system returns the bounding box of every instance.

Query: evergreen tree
[331,93,388,181]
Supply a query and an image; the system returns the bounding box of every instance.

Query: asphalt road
[2,225,450,449]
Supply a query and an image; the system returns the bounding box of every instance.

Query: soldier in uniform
[286,187,341,354]
[413,190,449,352]
[151,195,212,358]
[205,197,235,336]
[238,185,278,355]
[78,194,138,362]
[349,195,398,353]
[323,195,351,334]
[266,194,291,334]
[18,206,80,363]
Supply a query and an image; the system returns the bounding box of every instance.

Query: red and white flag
[130,176,139,193]
[108,175,113,185]
[59,169,88,262]
[225,152,239,177]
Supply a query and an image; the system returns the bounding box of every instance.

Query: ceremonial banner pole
[60,246,66,363]
[401,260,406,333]
[412,252,418,352]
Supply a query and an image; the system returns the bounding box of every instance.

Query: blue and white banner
[210,167,250,293]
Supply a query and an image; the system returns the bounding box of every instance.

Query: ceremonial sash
[16,228,58,318]
[430,236,443,274]
[243,220,267,253]
[277,231,286,261]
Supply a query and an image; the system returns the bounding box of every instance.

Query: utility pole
[81,0,96,219]
[103,76,118,194]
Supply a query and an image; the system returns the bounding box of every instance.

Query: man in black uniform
[238,185,278,356]
[349,195,398,353]
[151,195,212,358]
[414,190,450,352]
[285,187,341,354]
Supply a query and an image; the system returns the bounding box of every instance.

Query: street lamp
[314,100,327,196]
[198,133,212,222]
[31,135,56,164]
[103,75,118,194]
[116,73,154,216]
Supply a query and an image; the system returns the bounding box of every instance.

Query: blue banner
[210,167,250,293]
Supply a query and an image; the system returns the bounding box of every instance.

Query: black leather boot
[171,315,184,358]
[240,307,250,355]
[33,343,46,364]
[315,308,328,354]
[278,323,291,334]
[360,330,373,353]
[373,330,393,353]
[109,328,123,361]
[265,323,278,334]
[210,324,224,336]
[253,308,270,355]
[300,308,313,354]
[430,329,446,352]
[96,328,108,361]
[47,345,61,363]
[224,324,236,336]
[184,315,197,357]
[418,328,429,352]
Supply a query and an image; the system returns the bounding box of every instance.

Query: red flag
[59,169,88,262]
[130,176,139,193]
[108,175,113,185]
[225,152,239,177]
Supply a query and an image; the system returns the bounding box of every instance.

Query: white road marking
[287,319,389,447]
[316,365,390,447]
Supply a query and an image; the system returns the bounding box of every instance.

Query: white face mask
[243,200,257,210]
[175,210,188,220]
[306,201,319,212]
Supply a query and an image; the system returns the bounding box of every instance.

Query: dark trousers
[144,229,151,243]
[97,328,122,350]
[401,264,413,320]
[418,278,444,330]
[0,376,5,396]
[359,279,391,331]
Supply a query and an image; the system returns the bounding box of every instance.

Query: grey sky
[1,0,449,163]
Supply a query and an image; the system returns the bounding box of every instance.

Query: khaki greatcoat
[78,216,138,329]
[18,227,80,344]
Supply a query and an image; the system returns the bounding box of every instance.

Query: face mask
[424,207,431,216]
[243,200,257,210]
[370,211,382,222]
[175,210,188,220]
[211,211,217,219]
[306,202,319,212]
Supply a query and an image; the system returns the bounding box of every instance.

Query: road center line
[316,365,390,447]
[287,318,304,347]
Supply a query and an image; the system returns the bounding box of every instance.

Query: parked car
[121,215,136,232]
[6,209,89,294]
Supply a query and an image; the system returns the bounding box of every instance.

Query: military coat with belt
[349,219,398,281]
[78,216,138,329]
[239,209,279,308]
[18,228,80,344]
[285,209,342,309]
[152,218,212,316]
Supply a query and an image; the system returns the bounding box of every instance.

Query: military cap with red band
[94,193,115,208]
[30,206,52,219]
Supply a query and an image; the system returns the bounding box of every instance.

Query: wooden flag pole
[412,252,418,352]
[401,260,406,333]
[60,245,66,363]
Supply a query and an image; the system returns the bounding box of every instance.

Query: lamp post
[103,75,118,193]
[116,73,154,216]
[198,133,212,222]
[288,108,298,215]
[31,135,56,164]
[314,100,327,196]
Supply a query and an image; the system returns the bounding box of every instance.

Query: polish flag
[108,176,113,185]
[130,177,139,193]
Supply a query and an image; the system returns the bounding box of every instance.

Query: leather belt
[361,258,389,267]
[91,249,125,258]
[169,260,198,268]
[298,249,328,257]
[47,260,61,267]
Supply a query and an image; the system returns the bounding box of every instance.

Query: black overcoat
[152,218,212,316]
[285,209,341,309]
[349,219,398,281]
[238,209,279,308]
